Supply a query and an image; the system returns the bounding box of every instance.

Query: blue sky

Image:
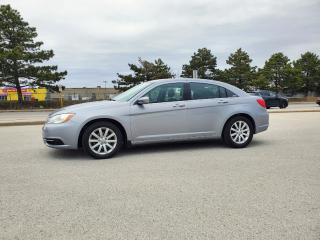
[3,0,320,87]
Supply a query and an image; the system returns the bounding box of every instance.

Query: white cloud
[3,0,320,86]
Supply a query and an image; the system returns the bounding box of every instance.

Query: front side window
[143,83,184,103]
[112,82,152,102]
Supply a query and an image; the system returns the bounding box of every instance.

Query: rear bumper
[254,111,269,134]
[256,124,268,133]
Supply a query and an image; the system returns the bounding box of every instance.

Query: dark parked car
[249,90,288,109]
[316,97,320,106]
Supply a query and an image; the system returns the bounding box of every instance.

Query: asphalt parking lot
[0,112,319,240]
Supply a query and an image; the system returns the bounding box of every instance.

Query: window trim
[185,82,238,101]
[135,82,188,105]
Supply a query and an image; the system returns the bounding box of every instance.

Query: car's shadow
[121,139,224,155]
[48,139,267,161]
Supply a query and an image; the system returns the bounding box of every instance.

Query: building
[48,87,118,101]
[0,87,47,101]
[0,86,118,102]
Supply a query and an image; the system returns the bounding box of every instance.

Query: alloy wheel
[88,127,117,155]
[230,120,250,144]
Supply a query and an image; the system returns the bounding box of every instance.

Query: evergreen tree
[251,71,270,90]
[282,66,303,95]
[0,5,67,104]
[293,52,320,95]
[114,58,174,91]
[181,48,217,79]
[261,53,291,93]
[223,48,256,90]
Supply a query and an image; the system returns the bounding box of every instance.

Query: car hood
[50,100,128,116]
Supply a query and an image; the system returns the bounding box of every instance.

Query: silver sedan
[42,78,269,159]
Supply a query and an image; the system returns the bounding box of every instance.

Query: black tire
[82,121,123,159]
[223,116,254,148]
[279,101,288,109]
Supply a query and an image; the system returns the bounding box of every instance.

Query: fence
[0,94,116,110]
[0,87,118,110]
[0,99,107,110]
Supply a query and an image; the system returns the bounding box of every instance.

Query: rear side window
[190,83,220,100]
[226,88,237,97]
[260,91,270,96]
[219,87,237,98]
[219,87,227,98]
[190,83,237,100]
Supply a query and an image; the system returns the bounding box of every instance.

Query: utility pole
[58,85,64,107]
[192,70,198,79]
[103,80,108,99]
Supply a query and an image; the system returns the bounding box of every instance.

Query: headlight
[47,113,75,124]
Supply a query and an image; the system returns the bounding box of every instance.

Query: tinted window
[113,82,152,102]
[260,91,270,96]
[226,89,237,97]
[190,83,220,100]
[190,83,238,99]
[269,92,276,97]
[219,87,238,98]
[219,87,227,98]
[144,83,184,103]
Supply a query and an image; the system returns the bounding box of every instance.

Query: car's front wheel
[279,101,288,109]
[223,116,254,148]
[82,121,123,159]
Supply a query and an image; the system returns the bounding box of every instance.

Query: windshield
[112,82,152,102]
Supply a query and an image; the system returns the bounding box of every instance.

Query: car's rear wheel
[223,116,254,148]
[82,121,123,159]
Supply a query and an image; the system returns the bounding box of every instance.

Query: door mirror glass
[136,96,150,105]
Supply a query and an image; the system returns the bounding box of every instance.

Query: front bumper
[42,121,79,149]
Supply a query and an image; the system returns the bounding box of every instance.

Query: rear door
[185,82,236,138]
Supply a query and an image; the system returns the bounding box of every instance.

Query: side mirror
[136,96,149,105]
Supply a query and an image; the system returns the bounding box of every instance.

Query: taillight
[257,98,266,108]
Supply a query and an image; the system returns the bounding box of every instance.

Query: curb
[0,109,54,113]
[268,109,320,113]
[0,121,45,127]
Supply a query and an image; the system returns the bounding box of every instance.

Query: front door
[130,82,188,144]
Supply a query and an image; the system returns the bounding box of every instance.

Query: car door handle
[217,100,228,104]
[173,103,186,108]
